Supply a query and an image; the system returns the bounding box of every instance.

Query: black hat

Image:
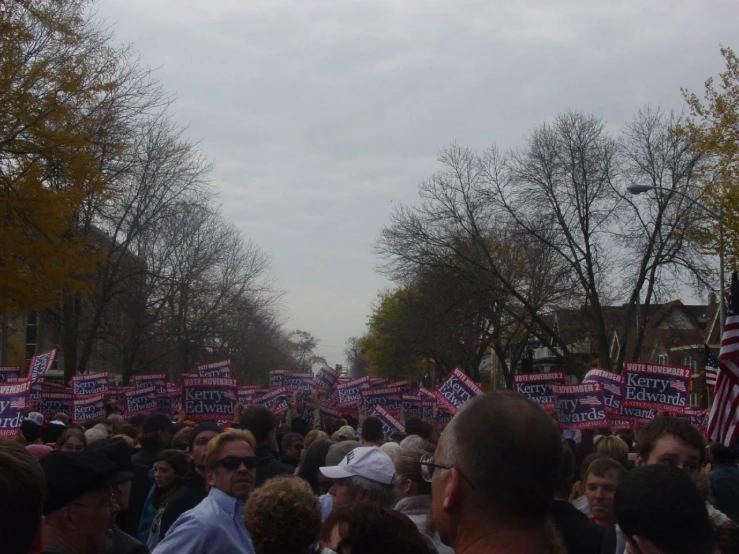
[189,422,223,450]
[141,413,176,434]
[40,451,134,514]
[86,438,136,473]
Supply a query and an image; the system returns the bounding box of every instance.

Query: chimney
[708,292,717,306]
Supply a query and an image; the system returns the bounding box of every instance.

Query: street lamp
[627,185,725,327]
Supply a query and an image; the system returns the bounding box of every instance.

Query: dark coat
[255,442,289,487]
[550,499,605,554]
[158,471,208,540]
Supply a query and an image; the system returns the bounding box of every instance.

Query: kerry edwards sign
[181,377,238,422]
[0,379,31,436]
[552,383,607,430]
[621,363,691,415]
[72,372,109,397]
[513,372,565,413]
[433,368,483,415]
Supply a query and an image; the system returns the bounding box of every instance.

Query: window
[689,392,700,408]
[658,354,667,365]
[25,311,37,365]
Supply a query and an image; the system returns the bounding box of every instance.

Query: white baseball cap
[319,446,395,485]
[25,412,44,427]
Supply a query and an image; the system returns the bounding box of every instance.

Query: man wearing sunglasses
[152,430,258,554]
[426,392,562,554]
[279,432,304,472]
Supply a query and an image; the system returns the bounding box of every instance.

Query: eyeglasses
[419,454,475,489]
[214,455,258,471]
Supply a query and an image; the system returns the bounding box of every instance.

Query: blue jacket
[152,488,254,554]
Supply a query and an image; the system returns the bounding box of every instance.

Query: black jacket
[105,523,150,554]
[158,471,208,540]
[255,442,289,487]
[117,459,152,538]
[550,499,605,554]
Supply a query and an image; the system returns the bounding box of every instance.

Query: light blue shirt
[152,487,254,554]
[319,493,334,522]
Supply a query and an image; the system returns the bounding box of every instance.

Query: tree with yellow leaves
[683,47,739,264]
[0,0,125,313]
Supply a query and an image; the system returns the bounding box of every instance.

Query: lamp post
[626,184,725,327]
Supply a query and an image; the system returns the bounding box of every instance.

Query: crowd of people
[3,391,739,554]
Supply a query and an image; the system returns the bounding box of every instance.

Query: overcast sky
[98,0,736,364]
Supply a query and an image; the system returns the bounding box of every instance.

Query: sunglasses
[214,455,258,471]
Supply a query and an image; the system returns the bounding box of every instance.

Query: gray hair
[345,475,396,509]
[399,435,426,451]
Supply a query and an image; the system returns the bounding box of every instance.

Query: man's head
[139,413,175,450]
[635,417,705,482]
[320,446,396,509]
[584,456,626,527]
[189,423,223,473]
[240,405,277,444]
[205,429,257,500]
[709,442,737,467]
[41,451,132,554]
[430,392,561,548]
[86,438,136,512]
[281,432,304,460]
[595,436,629,467]
[360,417,384,445]
[0,439,46,554]
[615,464,715,554]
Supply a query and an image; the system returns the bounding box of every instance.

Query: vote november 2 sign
[197,360,233,378]
[124,386,158,417]
[621,362,691,415]
[71,372,109,397]
[582,369,622,416]
[181,377,238,422]
[552,383,607,430]
[73,393,106,424]
[434,368,484,414]
[0,379,31,436]
[40,390,73,417]
[513,372,566,413]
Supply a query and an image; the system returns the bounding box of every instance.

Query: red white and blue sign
[315,366,340,390]
[269,370,287,388]
[552,383,608,430]
[197,360,233,378]
[132,373,167,395]
[583,368,623,416]
[513,372,566,413]
[361,387,403,415]
[284,372,317,393]
[29,348,56,385]
[337,376,371,408]
[370,406,405,436]
[72,393,106,424]
[434,368,484,415]
[402,394,421,416]
[0,366,21,383]
[181,377,238,422]
[124,386,158,417]
[0,379,31,436]
[39,389,73,417]
[71,372,109,397]
[622,363,691,415]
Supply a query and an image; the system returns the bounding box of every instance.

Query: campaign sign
[124,386,158,417]
[390,380,411,394]
[237,386,264,406]
[434,368,484,415]
[71,372,109,397]
[583,368,623,416]
[608,419,632,430]
[29,380,43,406]
[132,373,168,395]
[0,379,31,436]
[315,366,340,390]
[255,387,288,407]
[370,406,405,436]
[682,408,709,435]
[361,387,403,415]
[402,394,422,416]
[418,387,436,401]
[421,400,435,420]
[325,387,339,408]
[513,372,566,413]
[552,383,607,430]
[284,372,316,393]
[28,348,57,384]
[0,366,21,383]
[181,377,238,422]
[269,370,287,388]
[197,359,233,378]
[72,393,106,424]
[337,376,371,408]
[437,409,454,427]
[370,377,389,388]
[622,363,691,415]
[619,405,656,424]
[39,390,73,417]
[157,393,172,414]
[42,380,65,390]
[320,406,342,419]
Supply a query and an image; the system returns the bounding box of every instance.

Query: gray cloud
[98,0,736,362]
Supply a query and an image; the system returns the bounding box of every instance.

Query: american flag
[10,398,26,409]
[579,396,602,407]
[705,344,719,387]
[708,271,739,447]
[603,383,621,396]
[669,380,687,393]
